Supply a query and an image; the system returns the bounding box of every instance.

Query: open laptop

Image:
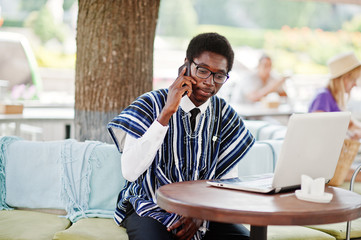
[207,112,351,193]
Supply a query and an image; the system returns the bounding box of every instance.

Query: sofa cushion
[267,226,336,240]
[2,137,125,222]
[243,224,335,239]
[88,144,124,211]
[67,143,124,222]
[5,139,65,209]
[307,218,361,239]
[53,218,128,240]
[0,136,20,210]
[0,210,71,240]
[238,140,283,176]
[338,181,361,195]
[243,120,270,138]
[244,120,287,141]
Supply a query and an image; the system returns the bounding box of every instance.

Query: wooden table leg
[250,225,267,240]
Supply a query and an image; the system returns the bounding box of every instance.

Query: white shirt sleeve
[120,115,239,181]
[121,120,169,182]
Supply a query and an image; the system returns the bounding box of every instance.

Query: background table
[156,180,361,240]
[0,107,74,139]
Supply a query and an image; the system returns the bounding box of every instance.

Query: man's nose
[204,74,215,85]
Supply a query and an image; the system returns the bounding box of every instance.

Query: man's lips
[198,88,213,96]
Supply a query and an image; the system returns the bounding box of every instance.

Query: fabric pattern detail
[0,136,21,210]
[108,89,255,240]
[60,139,101,222]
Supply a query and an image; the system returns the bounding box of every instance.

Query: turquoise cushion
[88,144,125,211]
[5,140,65,209]
[61,143,125,222]
[244,120,287,140]
[238,139,283,176]
[244,120,270,139]
[3,139,124,222]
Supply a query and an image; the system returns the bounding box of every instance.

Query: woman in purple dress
[308,52,361,140]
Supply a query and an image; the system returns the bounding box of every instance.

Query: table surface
[232,103,306,119]
[0,107,74,121]
[156,180,361,226]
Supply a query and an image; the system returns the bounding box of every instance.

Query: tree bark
[75,0,160,142]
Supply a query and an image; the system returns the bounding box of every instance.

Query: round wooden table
[156,180,361,240]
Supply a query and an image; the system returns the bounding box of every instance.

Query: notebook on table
[207,112,351,193]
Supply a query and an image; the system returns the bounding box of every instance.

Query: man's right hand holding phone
[157,63,196,126]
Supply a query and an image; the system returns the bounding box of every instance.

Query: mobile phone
[178,61,191,97]
[178,61,191,76]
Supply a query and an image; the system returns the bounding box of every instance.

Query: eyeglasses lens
[195,67,228,84]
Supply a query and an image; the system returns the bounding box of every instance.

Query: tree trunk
[75,0,160,142]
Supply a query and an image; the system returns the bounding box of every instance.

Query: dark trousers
[122,210,250,240]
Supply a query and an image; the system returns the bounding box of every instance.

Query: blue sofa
[1,120,360,240]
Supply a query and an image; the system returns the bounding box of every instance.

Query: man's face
[188,51,228,106]
[258,57,272,80]
[344,76,358,94]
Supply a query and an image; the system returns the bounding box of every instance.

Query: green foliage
[34,46,75,69]
[156,0,198,38]
[192,0,348,31]
[343,15,361,32]
[246,0,311,29]
[63,0,76,11]
[264,27,361,74]
[10,0,361,74]
[24,6,67,44]
[263,26,360,65]
[2,19,24,27]
[20,0,47,12]
[194,0,239,27]
[195,25,266,48]
[266,49,327,74]
[192,23,361,75]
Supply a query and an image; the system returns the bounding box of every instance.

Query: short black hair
[186,32,234,73]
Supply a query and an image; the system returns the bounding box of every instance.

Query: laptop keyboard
[238,174,274,189]
[245,178,273,189]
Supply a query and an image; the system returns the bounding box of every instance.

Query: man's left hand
[168,216,203,240]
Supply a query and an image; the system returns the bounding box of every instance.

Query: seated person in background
[241,54,288,103]
[108,32,254,240]
[0,6,3,27]
[308,52,361,140]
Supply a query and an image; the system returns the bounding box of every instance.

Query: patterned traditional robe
[108,89,254,239]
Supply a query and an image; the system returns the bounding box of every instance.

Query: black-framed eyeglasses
[192,61,229,84]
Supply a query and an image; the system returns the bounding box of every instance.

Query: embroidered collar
[180,96,210,114]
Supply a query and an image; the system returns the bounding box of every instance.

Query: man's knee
[123,212,173,240]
